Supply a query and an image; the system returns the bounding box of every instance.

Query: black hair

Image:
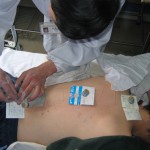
[51,0,120,40]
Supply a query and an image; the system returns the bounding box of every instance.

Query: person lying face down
[1,77,150,149]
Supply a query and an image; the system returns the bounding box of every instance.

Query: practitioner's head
[50,0,120,39]
[132,104,150,143]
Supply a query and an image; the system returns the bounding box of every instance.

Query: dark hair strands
[51,0,120,39]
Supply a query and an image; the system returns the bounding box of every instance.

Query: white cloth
[7,142,46,150]
[0,0,125,72]
[98,53,150,91]
[0,48,48,77]
[130,66,150,106]
[44,0,125,72]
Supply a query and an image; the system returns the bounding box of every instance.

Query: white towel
[0,48,48,77]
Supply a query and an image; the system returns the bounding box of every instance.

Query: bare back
[17,77,132,145]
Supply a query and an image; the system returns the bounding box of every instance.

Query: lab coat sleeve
[32,0,50,18]
[47,0,125,73]
[47,22,113,73]
[0,0,20,55]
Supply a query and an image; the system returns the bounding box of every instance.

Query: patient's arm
[17,77,130,146]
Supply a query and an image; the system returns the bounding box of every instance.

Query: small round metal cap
[82,89,89,97]
[22,101,29,108]
[128,96,135,104]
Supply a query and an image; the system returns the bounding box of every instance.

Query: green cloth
[46,136,147,150]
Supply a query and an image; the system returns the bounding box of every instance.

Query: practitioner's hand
[0,69,17,102]
[15,61,57,104]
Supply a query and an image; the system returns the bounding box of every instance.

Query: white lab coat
[0,0,125,72]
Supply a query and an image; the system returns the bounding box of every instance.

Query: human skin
[17,77,150,145]
[17,77,130,145]
[0,4,57,103]
[14,4,57,103]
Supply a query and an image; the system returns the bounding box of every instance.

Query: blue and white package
[68,85,95,105]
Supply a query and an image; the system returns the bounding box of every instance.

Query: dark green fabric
[46,136,148,150]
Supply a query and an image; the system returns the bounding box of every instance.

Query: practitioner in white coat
[0,0,125,103]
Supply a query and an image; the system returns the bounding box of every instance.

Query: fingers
[17,86,44,104]
[17,80,44,104]
[17,79,37,102]
[16,68,46,103]
[28,86,44,101]
[0,89,7,101]
[15,73,26,89]
[5,75,16,93]
[0,73,17,102]
[0,88,15,102]
[2,76,17,97]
